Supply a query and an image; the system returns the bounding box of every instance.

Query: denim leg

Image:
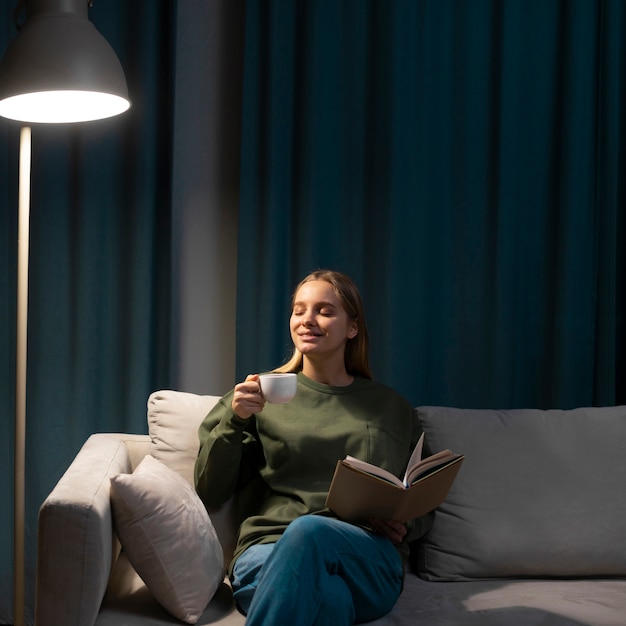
[244,516,404,626]
[231,543,276,614]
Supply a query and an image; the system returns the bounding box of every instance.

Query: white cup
[259,373,297,404]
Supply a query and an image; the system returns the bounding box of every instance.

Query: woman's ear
[347,319,359,339]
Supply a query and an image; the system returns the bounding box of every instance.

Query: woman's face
[290,280,358,364]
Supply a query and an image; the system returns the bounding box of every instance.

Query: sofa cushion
[415,405,626,580]
[148,390,220,484]
[110,454,224,624]
[147,390,240,567]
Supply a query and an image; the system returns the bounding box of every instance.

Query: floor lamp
[0,2,130,625]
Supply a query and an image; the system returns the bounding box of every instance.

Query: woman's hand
[369,518,407,544]
[232,374,266,419]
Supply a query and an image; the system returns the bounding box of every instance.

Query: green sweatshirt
[194,372,428,573]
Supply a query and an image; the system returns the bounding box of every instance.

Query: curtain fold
[0,2,175,622]
[236,0,625,410]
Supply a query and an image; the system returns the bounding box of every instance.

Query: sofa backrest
[146,392,626,582]
[414,405,626,581]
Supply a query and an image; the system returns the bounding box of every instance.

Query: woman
[195,270,429,625]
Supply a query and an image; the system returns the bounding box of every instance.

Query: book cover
[325,435,464,523]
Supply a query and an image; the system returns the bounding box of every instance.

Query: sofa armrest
[35,433,150,626]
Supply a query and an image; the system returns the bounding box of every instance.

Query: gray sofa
[35,391,626,626]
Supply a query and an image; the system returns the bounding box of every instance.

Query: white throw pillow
[110,454,224,624]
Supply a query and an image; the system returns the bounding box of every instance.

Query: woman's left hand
[369,518,407,544]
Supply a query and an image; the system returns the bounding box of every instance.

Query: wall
[172,1,245,395]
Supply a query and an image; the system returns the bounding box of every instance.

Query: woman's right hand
[231,374,266,419]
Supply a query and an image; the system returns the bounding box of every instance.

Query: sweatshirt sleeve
[194,390,263,509]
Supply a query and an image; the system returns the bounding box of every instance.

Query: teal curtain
[0,2,175,622]
[236,0,625,410]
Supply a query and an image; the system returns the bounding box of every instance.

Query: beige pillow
[148,390,221,484]
[110,454,224,624]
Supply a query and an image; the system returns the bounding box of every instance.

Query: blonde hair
[274,270,372,379]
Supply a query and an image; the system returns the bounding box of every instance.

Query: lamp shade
[0,0,131,123]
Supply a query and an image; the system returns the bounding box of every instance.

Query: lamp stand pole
[14,124,31,626]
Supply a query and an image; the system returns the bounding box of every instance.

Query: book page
[405,449,461,485]
[402,433,425,486]
[342,456,405,488]
[341,433,461,490]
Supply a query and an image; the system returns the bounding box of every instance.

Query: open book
[325,434,464,523]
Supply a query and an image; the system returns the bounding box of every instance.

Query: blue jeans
[231,516,404,625]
